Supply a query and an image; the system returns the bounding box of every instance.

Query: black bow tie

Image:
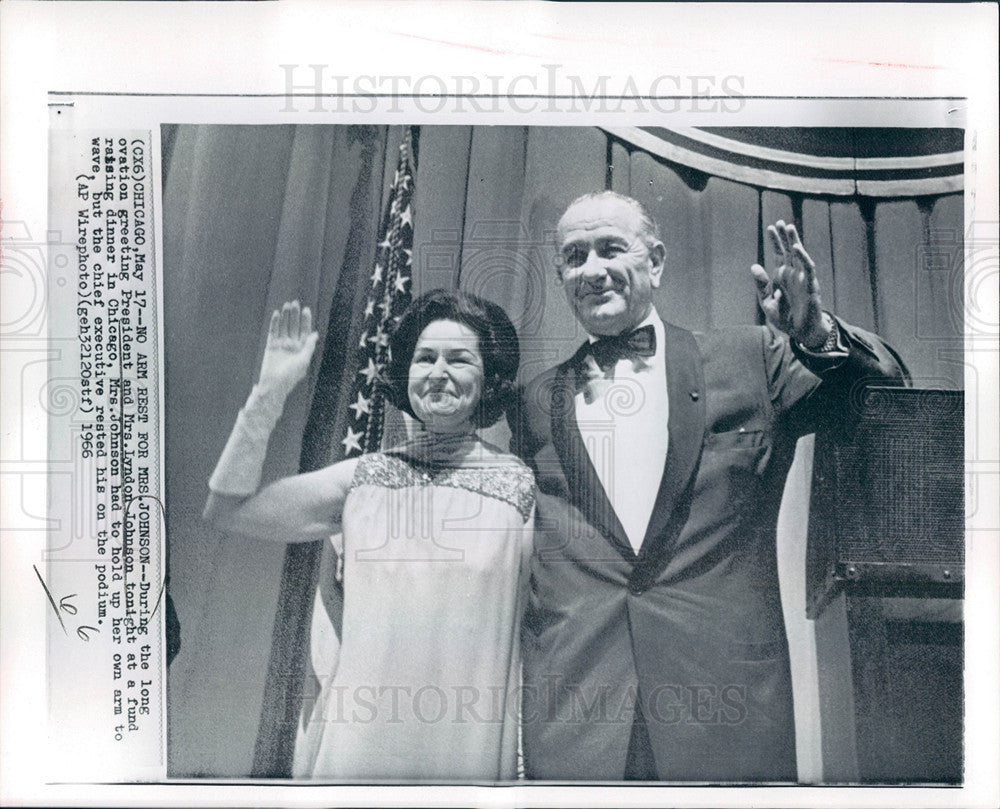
[587,325,656,372]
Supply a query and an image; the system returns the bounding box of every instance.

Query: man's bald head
[558,191,661,251]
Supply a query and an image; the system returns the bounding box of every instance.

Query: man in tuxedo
[512,191,908,781]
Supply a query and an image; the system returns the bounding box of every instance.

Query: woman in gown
[204,290,534,781]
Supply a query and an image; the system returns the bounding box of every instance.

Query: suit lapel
[551,349,635,564]
[636,322,706,563]
[549,323,705,568]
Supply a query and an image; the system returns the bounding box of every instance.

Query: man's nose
[579,249,607,281]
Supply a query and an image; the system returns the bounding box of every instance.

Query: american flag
[342,127,416,457]
[296,128,416,759]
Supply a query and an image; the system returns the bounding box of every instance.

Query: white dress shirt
[575,311,670,554]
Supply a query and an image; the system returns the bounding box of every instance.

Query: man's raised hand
[257,300,319,395]
[750,221,832,349]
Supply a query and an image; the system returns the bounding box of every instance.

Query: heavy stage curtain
[162,124,399,776]
[162,124,963,779]
[430,126,963,783]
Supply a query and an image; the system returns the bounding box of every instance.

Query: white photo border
[1,3,997,808]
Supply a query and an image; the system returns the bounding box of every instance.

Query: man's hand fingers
[772,286,790,321]
[791,244,819,292]
[268,309,280,340]
[766,225,785,265]
[750,263,771,296]
[791,241,815,270]
[778,220,795,254]
[774,260,789,292]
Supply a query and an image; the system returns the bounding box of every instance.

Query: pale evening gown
[293,439,535,781]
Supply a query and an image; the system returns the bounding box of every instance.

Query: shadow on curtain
[162,123,390,776]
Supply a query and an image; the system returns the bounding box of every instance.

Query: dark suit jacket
[512,318,908,781]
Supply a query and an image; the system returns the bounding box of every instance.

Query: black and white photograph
[161,122,965,783]
[1,3,997,807]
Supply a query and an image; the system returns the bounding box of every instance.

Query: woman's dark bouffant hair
[380,289,520,428]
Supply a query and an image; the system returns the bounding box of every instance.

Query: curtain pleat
[164,125,387,776]
[610,139,631,194]
[703,177,761,328]
[253,126,390,776]
[874,200,923,371]
[459,126,531,316]
[164,125,299,778]
[921,195,966,387]
[410,126,473,297]
[510,126,609,374]
[801,197,836,312]
[829,200,878,330]
[633,151,712,330]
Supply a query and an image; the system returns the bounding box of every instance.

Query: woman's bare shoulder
[305,454,362,488]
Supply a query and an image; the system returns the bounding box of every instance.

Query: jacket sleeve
[508,382,533,464]
[765,315,911,437]
[508,375,549,468]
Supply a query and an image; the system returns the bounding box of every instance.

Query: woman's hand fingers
[288,300,301,339]
[301,305,313,340]
[271,300,318,344]
[305,329,319,355]
[258,300,319,392]
[279,301,291,341]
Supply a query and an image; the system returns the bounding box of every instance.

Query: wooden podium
[807,388,963,783]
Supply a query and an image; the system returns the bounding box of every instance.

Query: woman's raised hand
[257,300,319,395]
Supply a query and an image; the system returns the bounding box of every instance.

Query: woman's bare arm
[203,456,359,543]
[204,299,346,543]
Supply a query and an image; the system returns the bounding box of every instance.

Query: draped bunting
[605,126,964,197]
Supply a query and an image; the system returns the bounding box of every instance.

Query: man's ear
[648,240,666,288]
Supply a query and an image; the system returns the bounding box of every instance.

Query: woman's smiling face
[406,319,485,433]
